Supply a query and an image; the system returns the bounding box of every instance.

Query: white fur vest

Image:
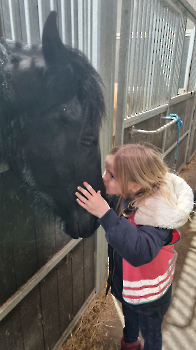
[134,173,194,229]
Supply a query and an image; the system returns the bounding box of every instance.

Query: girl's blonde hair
[109,144,169,215]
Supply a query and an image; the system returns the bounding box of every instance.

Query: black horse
[0,12,105,239]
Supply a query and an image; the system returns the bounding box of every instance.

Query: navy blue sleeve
[98,208,172,267]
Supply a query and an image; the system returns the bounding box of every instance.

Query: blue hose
[168,114,183,167]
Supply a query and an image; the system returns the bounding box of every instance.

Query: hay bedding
[61,290,117,350]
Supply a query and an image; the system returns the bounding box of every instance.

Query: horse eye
[81,138,92,147]
[81,135,98,148]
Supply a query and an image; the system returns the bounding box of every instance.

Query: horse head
[0,12,105,239]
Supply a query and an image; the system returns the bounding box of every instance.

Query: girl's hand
[75,182,110,218]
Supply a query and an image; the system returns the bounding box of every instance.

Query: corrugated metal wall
[114,0,196,169]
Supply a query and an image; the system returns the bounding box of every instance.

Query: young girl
[75,144,194,350]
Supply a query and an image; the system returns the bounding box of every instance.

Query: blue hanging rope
[168,114,183,167]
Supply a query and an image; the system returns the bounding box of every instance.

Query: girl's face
[102,154,142,196]
[102,155,122,195]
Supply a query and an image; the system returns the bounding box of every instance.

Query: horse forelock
[69,48,105,127]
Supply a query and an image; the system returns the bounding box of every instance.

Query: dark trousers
[122,287,172,350]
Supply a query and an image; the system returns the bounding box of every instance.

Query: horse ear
[42,11,64,64]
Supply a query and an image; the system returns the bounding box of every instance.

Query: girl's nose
[102,171,107,182]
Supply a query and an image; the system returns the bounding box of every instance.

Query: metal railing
[115,0,196,146]
[130,116,178,135]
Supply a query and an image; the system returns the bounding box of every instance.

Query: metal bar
[167,12,180,100]
[161,7,170,104]
[169,10,177,97]
[115,0,134,146]
[189,32,196,91]
[8,0,15,40]
[0,238,82,322]
[163,7,172,104]
[24,0,31,45]
[178,14,187,90]
[130,116,177,135]
[71,0,78,48]
[184,27,195,91]
[142,0,155,112]
[37,0,43,39]
[137,0,149,113]
[61,0,66,44]
[146,0,158,110]
[153,0,163,109]
[164,8,173,101]
[148,0,160,109]
[132,0,144,115]
[71,0,75,47]
[153,3,161,107]
[128,0,139,115]
[189,42,196,91]
[172,12,185,96]
[169,9,176,97]
[78,0,83,51]
[158,1,168,106]
[160,6,168,104]
[154,2,165,108]
[138,0,149,113]
[126,0,135,118]
[50,0,55,11]
[172,14,186,97]
[87,0,92,60]
[91,0,99,69]
[188,34,195,91]
[83,0,87,55]
[134,0,145,114]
